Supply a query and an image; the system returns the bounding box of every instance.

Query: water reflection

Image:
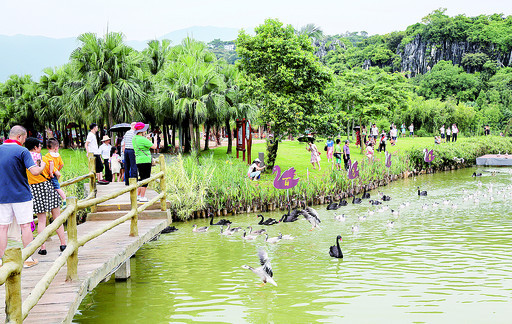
[74,168,512,323]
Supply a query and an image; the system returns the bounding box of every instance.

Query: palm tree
[155,38,223,153]
[69,32,145,128]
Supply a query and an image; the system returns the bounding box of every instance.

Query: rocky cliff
[398,35,512,77]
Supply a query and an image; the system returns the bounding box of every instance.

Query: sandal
[38,249,47,255]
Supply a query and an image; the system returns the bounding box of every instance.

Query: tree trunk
[204,123,210,151]
[226,118,232,154]
[162,123,169,153]
[215,125,221,146]
[171,124,176,148]
[195,124,200,151]
[265,136,279,170]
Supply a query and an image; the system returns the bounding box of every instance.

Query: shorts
[94,155,104,173]
[137,163,152,188]
[50,176,61,189]
[30,181,62,214]
[0,201,34,225]
[410,132,414,136]
[441,134,445,139]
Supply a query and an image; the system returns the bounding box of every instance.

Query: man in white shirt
[440,125,445,143]
[85,123,105,182]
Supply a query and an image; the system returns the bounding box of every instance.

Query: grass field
[204,136,454,180]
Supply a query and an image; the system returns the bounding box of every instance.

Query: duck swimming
[247,226,266,235]
[242,249,277,286]
[334,213,346,222]
[265,234,281,244]
[329,235,343,258]
[192,225,209,232]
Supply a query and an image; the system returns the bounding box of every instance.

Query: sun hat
[134,122,149,134]
[101,135,111,142]
[254,158,261,163]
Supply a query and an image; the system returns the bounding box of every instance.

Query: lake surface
[74,168,512,323]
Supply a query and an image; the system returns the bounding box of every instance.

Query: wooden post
[129,178,138,237]
[159,155,167,212]
[66,197,78,281]
[87,152,97,212]
[4,248,22,324]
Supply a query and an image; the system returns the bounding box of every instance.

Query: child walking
[45,138,66,201]
[110,147,122,182]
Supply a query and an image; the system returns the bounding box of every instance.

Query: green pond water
[74,168,512,323]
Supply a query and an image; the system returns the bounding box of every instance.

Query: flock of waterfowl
[186,170,511,287]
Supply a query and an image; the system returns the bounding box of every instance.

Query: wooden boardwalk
[85,182,170,220]
[0,219,169,323]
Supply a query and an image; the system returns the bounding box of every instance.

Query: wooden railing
[0,154,168,323]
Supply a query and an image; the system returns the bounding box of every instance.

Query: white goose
[242,249,277,286]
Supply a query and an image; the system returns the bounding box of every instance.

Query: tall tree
[69,32,145,127]
[236,18,332,169]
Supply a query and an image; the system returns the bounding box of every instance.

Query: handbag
[324,145,328,151]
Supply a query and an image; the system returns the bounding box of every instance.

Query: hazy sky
[1,0,511,40]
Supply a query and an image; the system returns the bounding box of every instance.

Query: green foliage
[408,136,512,170]
[236,19,332,137]
[413,60,482,102]
[165,154,213,220]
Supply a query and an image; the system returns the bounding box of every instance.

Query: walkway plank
[0,219,168,323]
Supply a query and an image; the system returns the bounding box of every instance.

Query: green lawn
[205,136,443,180]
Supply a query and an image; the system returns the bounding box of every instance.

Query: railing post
[66,197,78,281]
[159,155,167,212]
[4,247,22,324]
[87,152,97,212]
[129,178,138,237]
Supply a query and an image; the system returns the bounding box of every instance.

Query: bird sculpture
[272,166,300,189]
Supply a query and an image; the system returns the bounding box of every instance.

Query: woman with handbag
[132,122,157,202]
[307,138,321,170]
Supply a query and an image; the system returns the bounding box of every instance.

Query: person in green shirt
[132,122,157,202]
[334,139,342,171]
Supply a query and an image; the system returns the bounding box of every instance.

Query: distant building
[224,44,235,51]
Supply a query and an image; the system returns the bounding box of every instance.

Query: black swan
[326,197,340,210]
[279,208,300,222]
[417,187,427,196]
[379,192,392,201]
[210,215,232,226]
[369,199,382,205]
[362,188,370,199]
[161,226,178,234]
[329,235,343,258]
[338,199,348,206]
[352,196,362,204]
[472,172,482,177]
[257,214,279,225]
